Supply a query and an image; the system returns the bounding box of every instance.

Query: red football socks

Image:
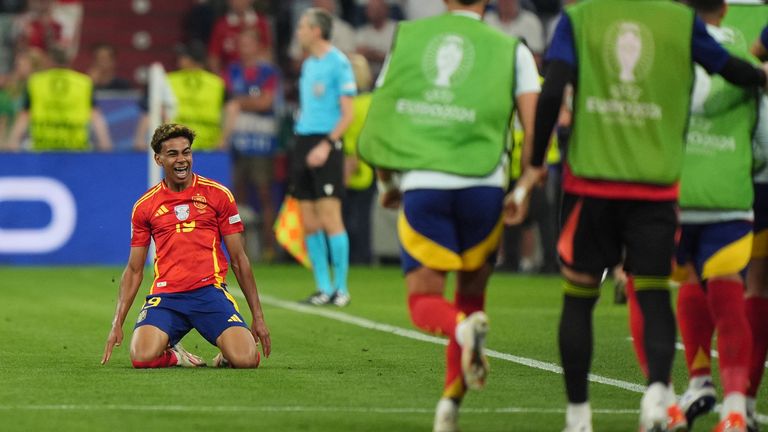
[746,297,768,397]
[131,349,179,368]
[407,293,459,337]
[708,279,751,395]
[677,282,714,378]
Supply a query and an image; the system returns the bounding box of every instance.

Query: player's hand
[503,167,546,225]
[379,188,402,209]
[251,318,271,358]
[306,140,332,168]
[101,324,123,365]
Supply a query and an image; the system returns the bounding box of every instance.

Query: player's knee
[227,351,261,369]
[130,347,162,365]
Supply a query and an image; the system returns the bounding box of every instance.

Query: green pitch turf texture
[0,265,762,431]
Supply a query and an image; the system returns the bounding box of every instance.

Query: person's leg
[623,200,680,430]
[130,295,201,368]
[130,325,174,366]
[216,327,260,368]
[398,189,465,432]
[698,221,754,425]
[300,199,333,299]
[747,186,768,427]
[317,197,349,298]
[191,285,259,368]
[746,257,768,418]
[556,194,620,431]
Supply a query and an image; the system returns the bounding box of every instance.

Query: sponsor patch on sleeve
[229,214,242,224]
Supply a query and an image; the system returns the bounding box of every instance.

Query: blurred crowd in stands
[0,0,569,271]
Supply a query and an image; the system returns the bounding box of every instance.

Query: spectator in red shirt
[13,0,63,53]
[208,0,272,74]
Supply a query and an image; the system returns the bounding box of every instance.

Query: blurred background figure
[208,0,273,74]
[133,41,227,151]
[87,43,132,91]
[289,0,356,61]
[485,0,545,67]
[221,28,282,262]
[12,0,62,53]
[6,47,111,151]
[395,0,445,20]
[354,0,395,81]
[0,50,39,149]
[342,53,374,265]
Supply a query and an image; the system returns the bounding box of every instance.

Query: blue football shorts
[398,187,505,274]
[134,284,249,346]
[675,220,753,280]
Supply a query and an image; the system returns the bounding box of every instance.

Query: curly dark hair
[150,123,196,154]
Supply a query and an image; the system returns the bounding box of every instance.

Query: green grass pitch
[0,264,760,431]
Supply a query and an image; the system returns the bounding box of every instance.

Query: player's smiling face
[155,136,193,191]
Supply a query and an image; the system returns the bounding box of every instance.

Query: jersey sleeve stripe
[131,184,162,219]
[198,178,236,202]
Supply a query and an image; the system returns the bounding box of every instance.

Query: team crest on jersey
[192,193,207,210]
[174,204,190,221]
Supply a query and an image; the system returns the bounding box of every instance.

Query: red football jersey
[208,11,271,69]
[130,174,244,294]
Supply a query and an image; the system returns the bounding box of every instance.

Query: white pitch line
[0,404,639,415]
[256,294,646,393]
[254,294,768,425]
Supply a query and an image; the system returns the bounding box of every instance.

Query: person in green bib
[506,0,768,430]
[621,0,768,430]
[133,41,228,151]
[358,1,540,430]
[7,47,112,151]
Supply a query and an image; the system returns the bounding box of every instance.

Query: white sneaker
[563,402,593,432]
[679,379,716,427]
[302,292,332,305]
[562,423,593,432]
[332,293,351,307]
[639,383,668,432]
[212,352,230,368]
[456,311,490,390]
[170,343,206,367]
[433,398,459,432]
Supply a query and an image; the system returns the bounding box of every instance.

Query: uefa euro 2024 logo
[603,21,654,101]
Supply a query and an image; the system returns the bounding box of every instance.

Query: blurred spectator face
[295,15,318,51]
[177,54,196,70]
[497,0,520,19]
[366,0,388,25]
[313,0,336,15]
[14,52,34,79]
[237,30,261,61]
[92,46,116,73]
[228,0,253,14]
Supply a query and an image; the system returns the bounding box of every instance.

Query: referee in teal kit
[291,7,356,307]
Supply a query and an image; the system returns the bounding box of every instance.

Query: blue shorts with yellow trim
[675,220,753,280]
[753,183,768,258]
[134,284,248,346]
[399,187,504,274]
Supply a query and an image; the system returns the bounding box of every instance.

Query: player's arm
[751,26,768,61]
[223,232,271,358]
[307,95,355,168]
[691,16,767,88]
[6,110,29,151]
[90,108,113,151]
[504,43,541,225]
[101,245,148,364]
